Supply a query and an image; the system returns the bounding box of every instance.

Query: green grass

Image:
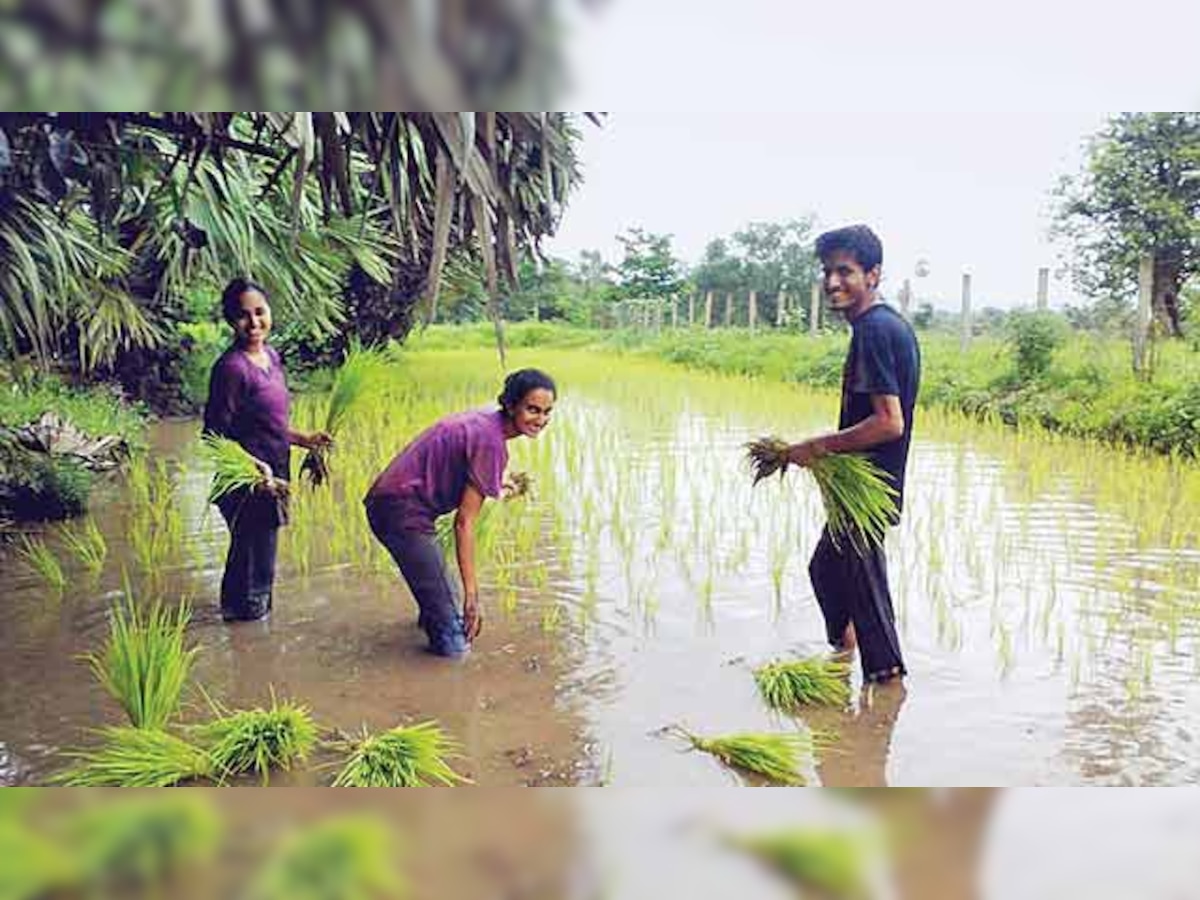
[300,345,389,486]
[58,517,107,578]
[53,727,212,786]
[247,815,406,900]
[755,657,853,710]
[331,721,470,787]
[84,593,197,730]
[194,692,318,784]
[17,535,65,591]
[0,374,147,449]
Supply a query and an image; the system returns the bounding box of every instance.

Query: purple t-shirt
[365,408,509,533]
[202,345,292,479]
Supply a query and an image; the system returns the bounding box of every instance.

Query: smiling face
[822,249,880,320]
[230,289,272,350]
[506,388,555,438]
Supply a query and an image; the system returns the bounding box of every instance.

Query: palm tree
[0,112,593,372]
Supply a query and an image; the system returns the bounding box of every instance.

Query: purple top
[365,408,509,533]
[202,345,292,479]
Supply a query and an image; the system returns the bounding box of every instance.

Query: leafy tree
[1054,113,1200,337]
[615,228,684,300]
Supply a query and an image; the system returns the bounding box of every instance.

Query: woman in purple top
[364,369,556,656]
[202,279,330,622]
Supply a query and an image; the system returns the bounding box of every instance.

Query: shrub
[0,446,93,520]
[1007,311,1066,382]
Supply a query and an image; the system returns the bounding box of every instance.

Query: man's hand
[303,431,334,451]
[787,438,827,468]
[463,594,483,642]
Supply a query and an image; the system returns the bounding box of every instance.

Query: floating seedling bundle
[754,656,853,711]
[300,345,389,486]
[745,436,898,553]
[330,721,470,787]
[664,725,827,786]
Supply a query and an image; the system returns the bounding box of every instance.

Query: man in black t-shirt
[787,225,921,683]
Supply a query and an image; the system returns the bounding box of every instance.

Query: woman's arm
[287,429,333,450]
[454,482,487,641]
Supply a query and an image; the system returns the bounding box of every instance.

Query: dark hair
[498,368,556,414]
[220,278,270,324]
[815,225,883,273]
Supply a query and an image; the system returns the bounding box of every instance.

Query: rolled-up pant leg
[367,507,468,657]
[808,526,906,680]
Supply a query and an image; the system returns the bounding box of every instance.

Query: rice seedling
[18,535,65,591]
[300,344,388,486]
[330,721,470,787]
[745,436,898,553]
[68,794,222,892]
[53,727,212,786]
[247,815,406,900]
[664,725,814,786]
[58,518,107,578]
[83,592,197,729]
[754,657,853,711]
[0,818,76,900]
[199,433,272,504]
[726,827,872,900]
[193,691,318,784]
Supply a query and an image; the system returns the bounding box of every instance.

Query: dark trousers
[217,491,281,621]
[809,526,906,681]
[366,502,468,657]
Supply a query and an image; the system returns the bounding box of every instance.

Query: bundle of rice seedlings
[330,721,470,787]
[0,818,77,900]
[503,470,533,499]
[247,815,406,900]
[194,691,317,784]
[754,657,853,711]
[745,436,898,553]
[200,433,272,504]
[726,827,872,900]
[17,535,65,591]
[667,726,809,786]
[59,518,107,578]
[69,794,222,892]
[53,727,212,787]
[301,345,388,486]
[84,593,197,730]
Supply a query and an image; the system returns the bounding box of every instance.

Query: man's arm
[787,393,904,466]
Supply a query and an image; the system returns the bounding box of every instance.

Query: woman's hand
[463,593,483,642]
[302,431,333,451]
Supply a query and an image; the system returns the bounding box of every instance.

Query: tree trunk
[1152,253,1184,337]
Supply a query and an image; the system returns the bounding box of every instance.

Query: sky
[547,0,1200,310]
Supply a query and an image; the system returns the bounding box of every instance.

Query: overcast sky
[549,0,1200,309]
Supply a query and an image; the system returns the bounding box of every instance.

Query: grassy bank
[1,374,149,448]
[408,322,1200,458]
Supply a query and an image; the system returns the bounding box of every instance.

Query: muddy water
[2,349,1200,791]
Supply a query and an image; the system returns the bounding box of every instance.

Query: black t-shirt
[839,303,921,516]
